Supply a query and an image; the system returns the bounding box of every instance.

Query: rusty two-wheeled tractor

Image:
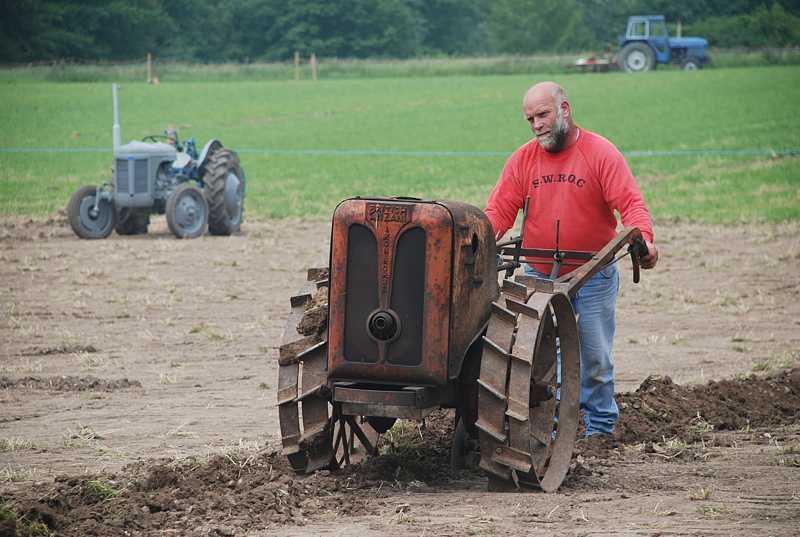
[277,196,648,491]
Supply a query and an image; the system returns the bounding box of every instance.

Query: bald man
[485,82,658,438]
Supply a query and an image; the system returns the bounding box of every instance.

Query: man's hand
[641,240,658,269]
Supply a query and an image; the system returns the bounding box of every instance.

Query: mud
[1,216,799,536]
[3,452,381,536]
[4,372,800,536]
[0,376,142,392]
[616,368,800,444]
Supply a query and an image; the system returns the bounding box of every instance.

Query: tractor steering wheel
[142,134,169,143]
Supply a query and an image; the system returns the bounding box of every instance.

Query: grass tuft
[689,486,715,501]
[696,504,732,518]
[189,323,232,342]
[0,437,36,452]
[83,479,121,502]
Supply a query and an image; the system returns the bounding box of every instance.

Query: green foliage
[688,4,800,48]
[2,1,800,63]
[0,0,173,62]
[488,0,594,53]
[1,66,799,224]
[416,0,491,55]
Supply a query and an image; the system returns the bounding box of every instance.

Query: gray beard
[538,109,569,152]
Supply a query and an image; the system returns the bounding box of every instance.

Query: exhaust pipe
[112,83,121,151]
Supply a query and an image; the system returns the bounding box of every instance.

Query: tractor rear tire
[204,149,245,236]
[166,183,208,239]
[67,185,115,239]
[619,43,655,73]
[115,209,150,235]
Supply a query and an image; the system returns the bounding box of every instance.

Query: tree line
[2,0,799,63]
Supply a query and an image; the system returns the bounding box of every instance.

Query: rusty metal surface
[500,227,646,298]
[333,385,440,407]
[340,402,435,419]
[441,201,499,379]
[554,227,644,296]
[475,228,650,492]
[537,292,580,492]
[328,198,453,386]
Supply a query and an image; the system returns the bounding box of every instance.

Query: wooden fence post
[310,53,317,81]
[294,51,300,80]
[147,53,153,83]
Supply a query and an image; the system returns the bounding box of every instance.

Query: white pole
[112,83,121,151]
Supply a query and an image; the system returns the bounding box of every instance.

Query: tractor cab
[625,15,669,61]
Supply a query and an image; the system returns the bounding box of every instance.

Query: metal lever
[627,236,649,284]
[549,219,563,279]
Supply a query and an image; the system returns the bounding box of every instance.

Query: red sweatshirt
[485,128,653,275]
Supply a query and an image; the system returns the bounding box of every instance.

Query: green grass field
[1,65,798,222]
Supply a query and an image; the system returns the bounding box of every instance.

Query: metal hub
[626,50,646,71]
[79,195,112,233]
[175,190,205,234]
[368,310,400,341]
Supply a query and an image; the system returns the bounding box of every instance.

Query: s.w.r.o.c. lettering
[532,174,586,189]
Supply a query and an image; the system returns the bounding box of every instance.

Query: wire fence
[1,146,798,158]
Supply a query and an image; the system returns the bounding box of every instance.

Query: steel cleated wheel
[115,208,150,236]
[277,272,379,474]
[67,185,115,239]
[204,148,245,236]
[166,183,208,239]
[619,42,655,73]
[476,284,581,492]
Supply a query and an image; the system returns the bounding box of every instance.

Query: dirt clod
[615,368,800,445]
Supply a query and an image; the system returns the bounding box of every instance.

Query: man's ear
[561,99,571,119]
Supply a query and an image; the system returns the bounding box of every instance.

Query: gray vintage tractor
[67,84,246,239]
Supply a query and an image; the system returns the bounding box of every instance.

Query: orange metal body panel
[328,198,453,387]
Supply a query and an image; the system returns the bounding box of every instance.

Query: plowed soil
[1,216,799,537]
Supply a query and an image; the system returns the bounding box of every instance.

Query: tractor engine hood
[669,37,708,49]
[115,140,176,160]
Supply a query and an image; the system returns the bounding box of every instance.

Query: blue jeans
[524,264,619,436]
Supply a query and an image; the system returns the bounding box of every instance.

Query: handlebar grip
[628,236,648,284]
[630,236,649,259]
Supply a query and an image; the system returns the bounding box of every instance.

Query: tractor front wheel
[67,185,115,239]
[681,58,701,71]
[619,43,655,73]
[166,183,208,239]
[204,149,245,236]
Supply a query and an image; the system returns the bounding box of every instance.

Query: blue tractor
[618,15,709,72]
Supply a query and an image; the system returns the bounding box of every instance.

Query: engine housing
[327,197,498,390]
